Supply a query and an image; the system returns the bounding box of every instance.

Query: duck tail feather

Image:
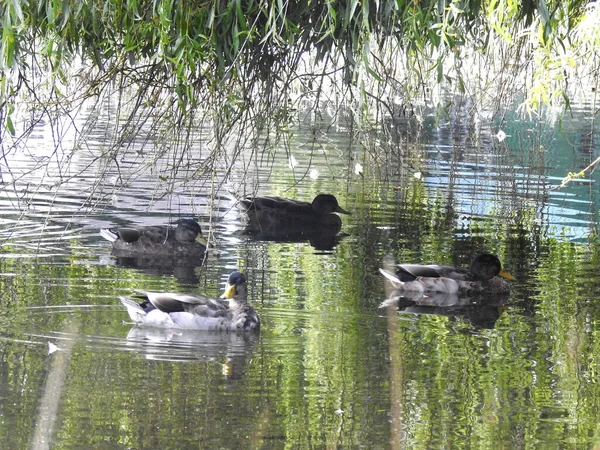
[238,198,252,211]
[119,296,147,322]
[379,268,404,287]
[100,229,118,242]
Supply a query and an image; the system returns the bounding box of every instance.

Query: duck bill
[498,269,516,281]
[335,206,351,215]
[196,234,208,246]
[220,284,236,298]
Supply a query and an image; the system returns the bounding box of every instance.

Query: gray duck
[379,253,515,295]
[119,271,259,331]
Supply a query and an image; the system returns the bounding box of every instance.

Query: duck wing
[243,196,312,214]
[137,226,172,243]
[112,227,144,243]
[379,268,477,294]
[138,290,229,314]
[398,264,469,281]
[108,225,171,244]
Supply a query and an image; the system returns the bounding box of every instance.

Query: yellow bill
[499,269,516,281]
[220,284,236,298]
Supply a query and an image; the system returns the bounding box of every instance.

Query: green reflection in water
[3,112,600,448]
[1,226,600,448]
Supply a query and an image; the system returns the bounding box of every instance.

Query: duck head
[220,271,248,300]
[469,253,515,282]
[174,219,207,245]
[311,194,351,215]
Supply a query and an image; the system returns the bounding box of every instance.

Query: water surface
[1,100,600,448]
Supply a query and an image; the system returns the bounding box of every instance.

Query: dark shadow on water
[243,228,348,251]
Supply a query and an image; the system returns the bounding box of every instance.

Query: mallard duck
[119,272,259,331]
[100,218,207,257]
[379,253,515,295]
[240,194,350,231]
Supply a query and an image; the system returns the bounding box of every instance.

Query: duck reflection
[242,212,347,250]
[242,225,347,251]
[110,253,205,284]
[124,326,259,379]
[380,290,511,329]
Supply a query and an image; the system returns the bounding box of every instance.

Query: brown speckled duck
[100,218,206,257]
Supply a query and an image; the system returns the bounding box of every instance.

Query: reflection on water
[108,253,205,284]
[1,99,600,448]
[124,326,259,377]
[242,225,347,251]
[381,290,511,329]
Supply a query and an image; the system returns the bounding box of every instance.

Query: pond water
[1,98,600,449]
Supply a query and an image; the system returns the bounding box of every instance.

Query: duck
[241,193,350,216]
[119,271,259,331]
[100,218,207,257]
[379,253,515,295]
[240,194,350,231]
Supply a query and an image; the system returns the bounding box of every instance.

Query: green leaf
[6,116,15,136]
[537,0,550,26]
[3,27,15,67]
[12,0,24,24]
[59,1,71,31]
[47,1,55,25]
[346,0,359,27]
